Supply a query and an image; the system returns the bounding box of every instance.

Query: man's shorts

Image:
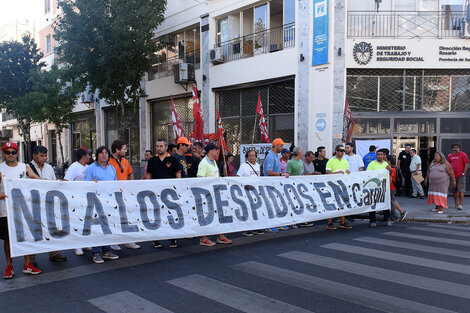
[0,217,8,241]
[449,176,466,193]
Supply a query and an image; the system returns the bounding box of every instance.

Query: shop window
[105,109,140,164]
[353,118,390,135]
[440,118,470,133]
[71,112,97,161]
[394,118,436,134]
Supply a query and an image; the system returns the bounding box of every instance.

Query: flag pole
[251,112,258,146]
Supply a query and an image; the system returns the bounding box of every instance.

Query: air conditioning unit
[210,47,224,64]
[173,63,195,83]
[461,20,470,38]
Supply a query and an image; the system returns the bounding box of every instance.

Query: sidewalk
[396,195,470,224]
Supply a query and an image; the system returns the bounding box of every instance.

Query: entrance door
[440,138,470,194]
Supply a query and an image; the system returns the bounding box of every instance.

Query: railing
[215,23,295,63]
[148,49,200,80]
[348,11,466,38]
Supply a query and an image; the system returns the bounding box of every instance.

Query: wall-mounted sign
[312,0,329,66]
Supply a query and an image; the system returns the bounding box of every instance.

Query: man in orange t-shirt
[108,139,140,250]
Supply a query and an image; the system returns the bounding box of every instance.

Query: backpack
[392,165,405,190]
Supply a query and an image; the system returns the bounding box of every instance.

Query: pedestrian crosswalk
[86,223,470,313]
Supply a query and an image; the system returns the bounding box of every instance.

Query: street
[1,221,469,313]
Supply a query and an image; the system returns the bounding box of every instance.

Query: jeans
[411,173,425,196]
[369,210,391,223]
[92,246,111,254]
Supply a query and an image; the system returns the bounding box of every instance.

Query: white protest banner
[4,170,390,257]
[240,143,291,165]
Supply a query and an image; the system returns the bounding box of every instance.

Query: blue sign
[316,118,327,132]
[312,0,329,66]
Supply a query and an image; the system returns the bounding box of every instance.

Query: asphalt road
[1,221,469,313]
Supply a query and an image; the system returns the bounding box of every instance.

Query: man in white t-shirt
[64,147,91,256]
[0,142,42,279]
[344,142,364,172]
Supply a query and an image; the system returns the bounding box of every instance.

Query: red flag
[171,97,186,142]
[217,109,231,155]
[342,98,355,142]
[256,92,270,143]
[192,84,205,143]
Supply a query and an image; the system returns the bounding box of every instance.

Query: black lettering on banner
[352,183,363,206]
[230,185,249,221]
[297,183,317,213]
[245,185,263,220]
[283,184,304,215]
[266,186,288,218]
[161,189,184,229]
[137,191,161,230]
[45,190,70,238]
[213,184,233,224]
[327,180,352,210]
[115,192,139,233]
[11,189,43,242]
[363,189,371,206]
[313,182,337,211]
[191,187,214,226]
[256,186,275,219]
[82,193,111,236]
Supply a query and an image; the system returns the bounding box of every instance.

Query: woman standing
[425,152,456,214]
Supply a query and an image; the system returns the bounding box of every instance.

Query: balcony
[214,23,295,64]
[148,49,200,81]
[348,11,466,38]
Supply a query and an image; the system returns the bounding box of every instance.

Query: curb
[406,216,470,224]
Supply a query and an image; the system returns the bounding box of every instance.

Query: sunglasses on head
[4,150,17,155]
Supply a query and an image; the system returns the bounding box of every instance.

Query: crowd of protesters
[0,137,467,279]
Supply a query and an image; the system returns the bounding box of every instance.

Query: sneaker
[92,253,104,264]
[369,222,377,228]
[340,223,352,229]
[200,238,216,246]
[300,222,314,227]
[74,248,84,256]
[49,253,67,262]
[386,221,392,227]
[110,245,121,251]
[457,205,463,210]
[251,229,264,235]
[124,242,141,250]
[400,210,408,222]
[169,240,178,248]
[276,226,289,231]
[437,210,444,214]
[217,235,232,244]
[266,228,279,233]
[23,263,41,275]
[326,223,336,230]
[102,251,119,260]
[419,195,425,200]
[3,265,14,279]
[153,241,163,248]
[291,224,299,229]
[243,231,254,236]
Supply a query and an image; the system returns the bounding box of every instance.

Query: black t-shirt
[172,152,188,178]
[313,158,328,174]
[398,151,412,171]
[147,155,181,179]
[187,156,201,178]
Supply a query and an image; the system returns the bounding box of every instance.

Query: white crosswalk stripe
[167,274,313,313]
[233,261,457,313]
[406,226,470,237]
[88,291,174,313]
[383,231,470,247]
[426,224,470,231]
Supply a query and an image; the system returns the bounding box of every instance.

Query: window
[284,0,295,25]
[45,34,52,54]
[71,112,97,161]
[45,0,51,14]
[104,109,140,164]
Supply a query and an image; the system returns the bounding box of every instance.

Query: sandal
[437,211,444,214]
[431,208,439,212]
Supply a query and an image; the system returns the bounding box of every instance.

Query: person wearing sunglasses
[108,140,140,251]
[0,142,42,279]
[172,137,190,178]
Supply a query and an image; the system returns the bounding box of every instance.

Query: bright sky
[0,0,42,28]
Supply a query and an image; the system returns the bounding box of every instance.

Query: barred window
[149,96,195,147]
[347,69,470,112]
[216,79,295,156]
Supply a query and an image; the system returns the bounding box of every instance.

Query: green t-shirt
[326,157,349,173]
[197,156,219,177]
[366,160,388,171]
[287,158,304,176]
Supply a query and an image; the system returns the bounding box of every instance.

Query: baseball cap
[204,143,220,153]
[335,144,345,151]
[176,137,191,145]
[281,148,290,154]
[2,142,18,152]
[76,147,90,160]
[272,138,286,146]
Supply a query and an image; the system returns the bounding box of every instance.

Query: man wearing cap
[197,143,233,246]
[108,139,140,251]
[325,144,352,230]
[0,142,42,279]
[64,147,92,256]
[173,137,190,178]
[280,148,290,174]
